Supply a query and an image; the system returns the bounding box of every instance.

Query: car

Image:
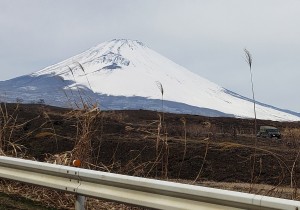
[257,126,281,139]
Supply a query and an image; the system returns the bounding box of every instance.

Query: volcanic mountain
[0,39,299,121]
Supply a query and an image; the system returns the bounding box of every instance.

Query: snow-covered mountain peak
[32,39,150,77]
[11,39,300,121]
[108,38,146,48]
[87,39,146,59]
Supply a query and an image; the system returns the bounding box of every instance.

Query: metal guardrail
[0,156,300,210]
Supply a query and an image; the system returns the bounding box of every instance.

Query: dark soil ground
[1,103,300,208]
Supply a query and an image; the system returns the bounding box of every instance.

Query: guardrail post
[73,159,85,210]
[75,194,85,210]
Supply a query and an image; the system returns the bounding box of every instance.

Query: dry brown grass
[70,105,101,168]
[199,181,300,200]
[0,179,145,210]
[283,128,300,140]
[1,98,300,209]
[0,103,31,157]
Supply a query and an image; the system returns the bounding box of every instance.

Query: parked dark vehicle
[257,126,281,139]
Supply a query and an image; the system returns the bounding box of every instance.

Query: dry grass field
[1,103,300,209]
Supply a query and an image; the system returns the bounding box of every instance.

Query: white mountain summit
[1,39,299,121]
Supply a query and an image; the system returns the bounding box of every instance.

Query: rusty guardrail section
[0,156,299,210]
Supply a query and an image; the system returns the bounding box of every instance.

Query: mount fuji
[0,39,299,121]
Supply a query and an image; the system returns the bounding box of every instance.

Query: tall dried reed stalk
[75,61,92,90]
[244,48,258,191]
[146,82,169,178]
[63,62,96,110]
[192,137,210,184]
[156,81,164,122]
[244,49,257,135]
[177,117,187,178]
[155,113,168,178]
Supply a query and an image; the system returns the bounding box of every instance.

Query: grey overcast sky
[0,0,299,112]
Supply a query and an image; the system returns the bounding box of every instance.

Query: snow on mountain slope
[3,39,300,121]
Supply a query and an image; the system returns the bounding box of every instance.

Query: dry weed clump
[44,151,73,166]
[283,128,300,141]
[0,179,144,210]
[185,122,216,138]
[0,180,74,209]
[131,113,170,179]
[70,105,101,168]
[0,103,27,157]
[101,111,128,122]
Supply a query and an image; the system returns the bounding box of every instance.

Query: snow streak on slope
[23,39,299,121]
